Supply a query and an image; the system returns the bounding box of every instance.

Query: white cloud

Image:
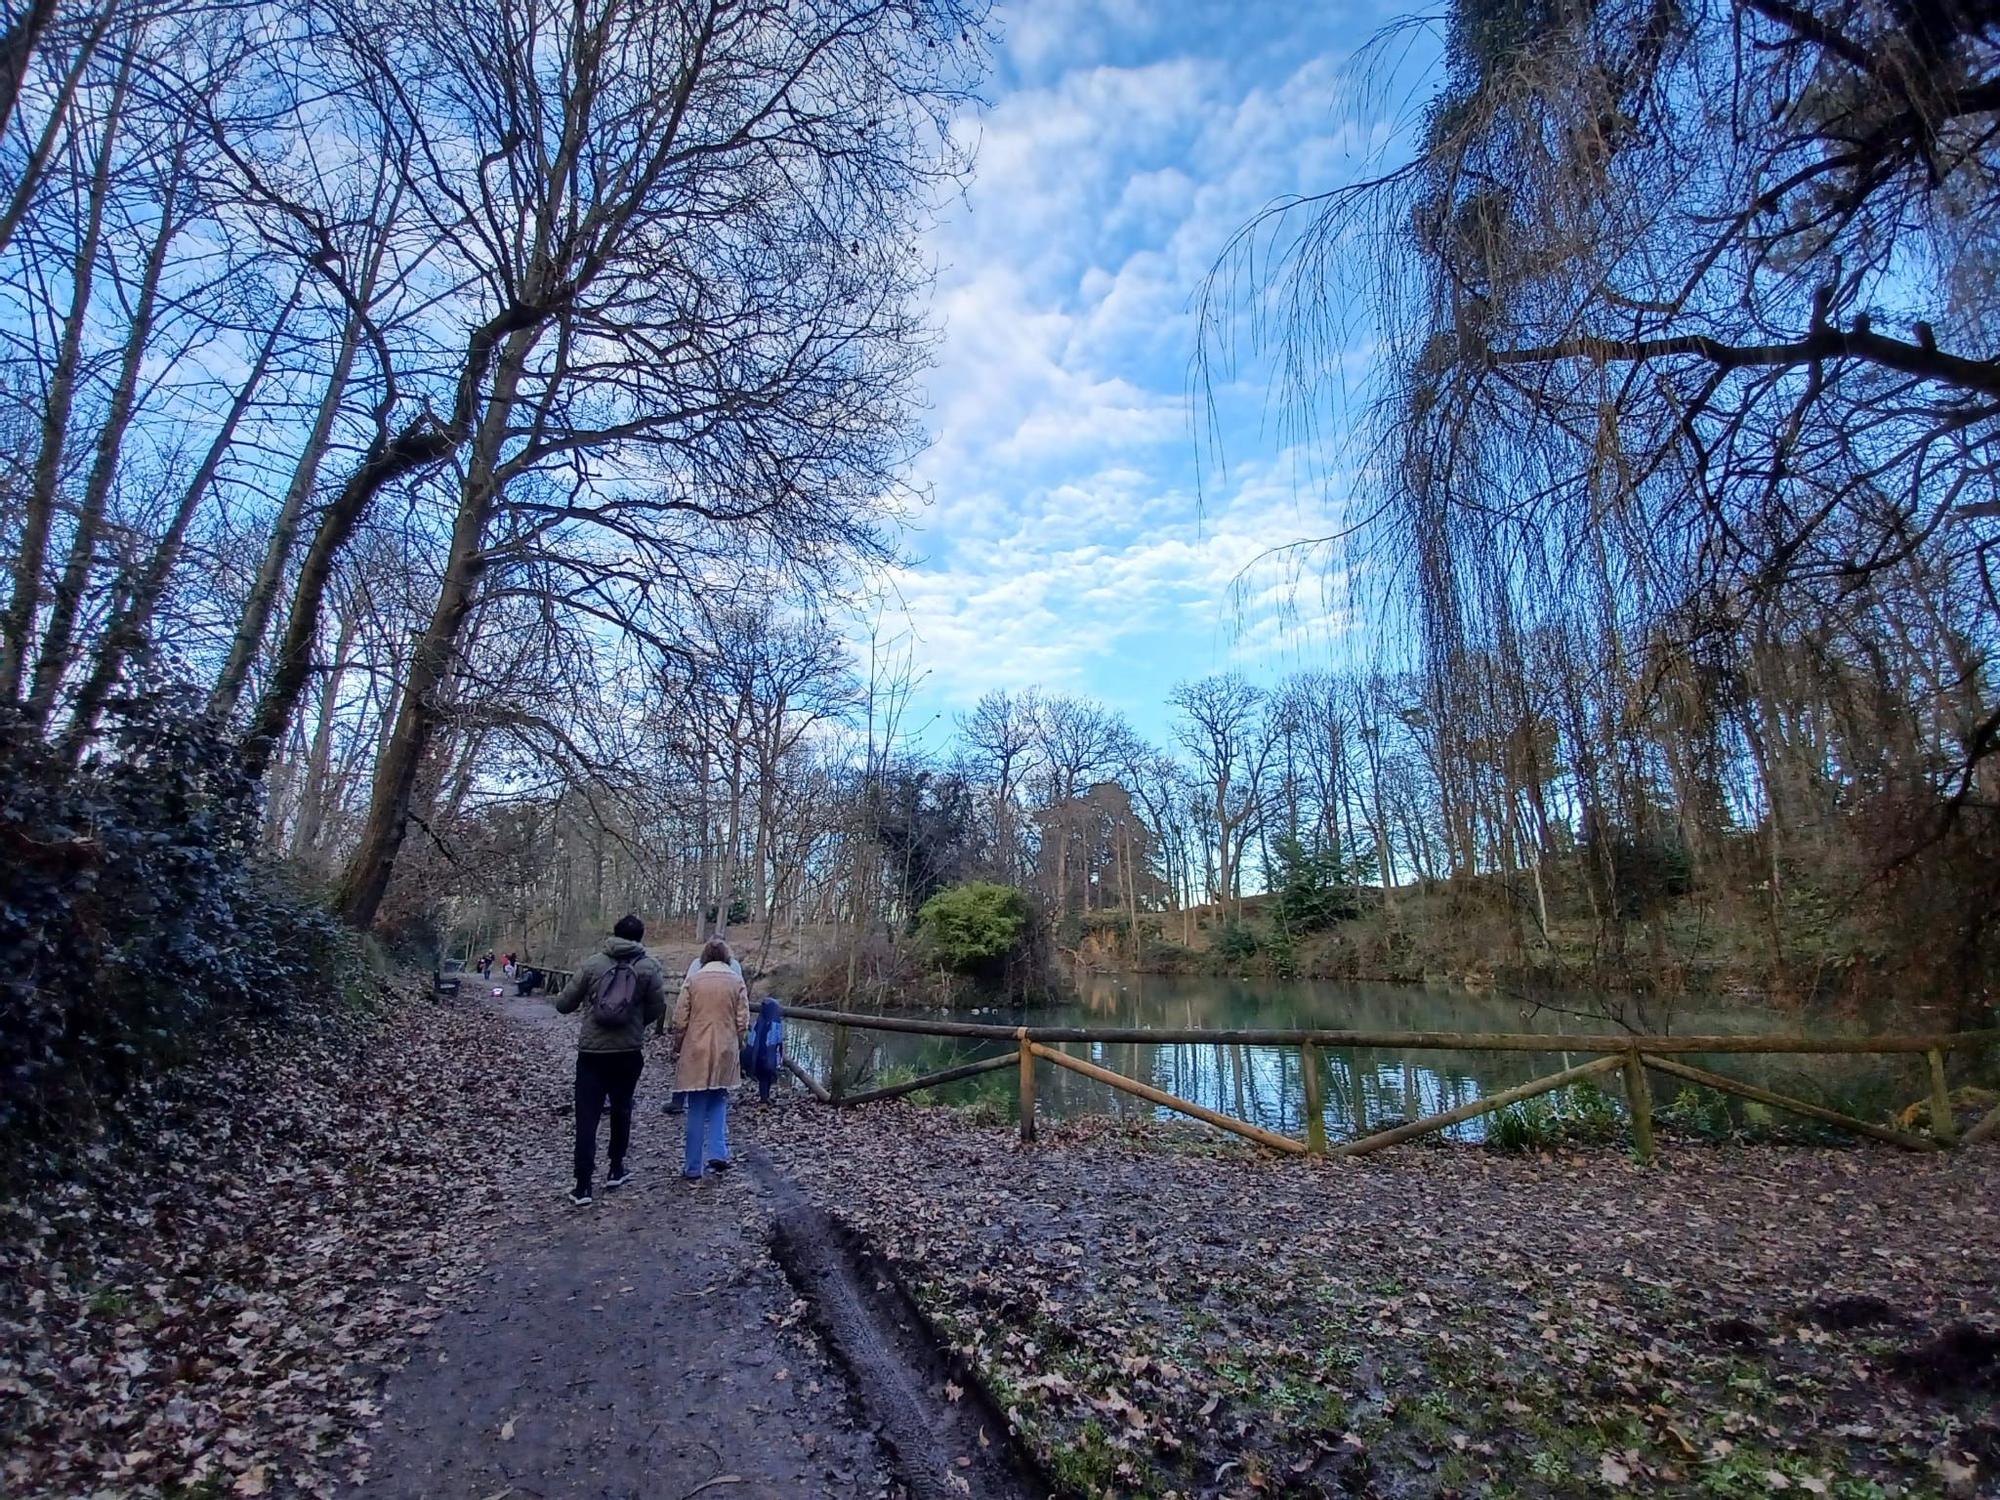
[878,1,1391,735]
[882,454,1356,708]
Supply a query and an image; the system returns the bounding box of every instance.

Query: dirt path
[360,998,1038,1500]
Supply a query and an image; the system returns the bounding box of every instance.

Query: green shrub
[914,881,1028,974]
[1560,1078,1623,1141]
[1214,920,1259,963]
[1487,1081,1627,1150]
[1488,1095,1557,1150]
[1657,1084,1735,1139]
[1269,833,1372,935]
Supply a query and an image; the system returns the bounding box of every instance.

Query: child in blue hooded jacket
[747,998,784,1104]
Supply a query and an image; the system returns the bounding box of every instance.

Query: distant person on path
[553,915,667,1205]
[747,997,785,1104]
[671,938,750,1181]
[665,941,744,1116]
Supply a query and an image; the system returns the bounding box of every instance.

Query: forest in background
[0,0,987,1152]
[4,0,2000,1168]
[367,0,2000,1021]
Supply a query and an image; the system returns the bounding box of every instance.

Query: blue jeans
[682,1089,730,1178]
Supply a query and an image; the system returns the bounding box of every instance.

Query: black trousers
[574,1049,644,1190]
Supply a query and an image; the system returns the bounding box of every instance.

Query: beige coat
[673,961,750,1091]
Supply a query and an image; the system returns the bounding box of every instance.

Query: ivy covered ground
[761,1100,1999,1500]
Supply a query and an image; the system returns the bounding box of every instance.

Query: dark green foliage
[1581,815,1694,923]
[915,882,1028,975]
[1658,1083,1735,1139]
[0,690,362,1164]
[704,890,750,927]
[868,765,981,915]
[1268,833,1374,936]
[1486,1079,1625,1150]
[1213,920,1259,963]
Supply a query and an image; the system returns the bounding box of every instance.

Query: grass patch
[1488,1079,1626,1150]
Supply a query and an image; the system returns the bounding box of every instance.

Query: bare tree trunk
[0,5,115,261]
[1121,821,1139,958]
[235,292,524,779]
[25,136,187,727]
[332,330,534,927]
[294,604,358,862]
[60,287,295,757]
[0,0,60,132]
[693,739,712,941]
[209,301,369,720]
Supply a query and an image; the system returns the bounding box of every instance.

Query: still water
[785,972,1923,1142]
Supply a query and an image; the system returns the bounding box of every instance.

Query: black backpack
[591,959,640,1027]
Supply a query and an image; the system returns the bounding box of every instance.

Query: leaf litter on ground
[758,1098,2000,1499]
[0,981,568,1499]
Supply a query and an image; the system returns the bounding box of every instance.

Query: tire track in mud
[748,1148,1046,1500]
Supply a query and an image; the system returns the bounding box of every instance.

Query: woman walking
[671,938,750,1180]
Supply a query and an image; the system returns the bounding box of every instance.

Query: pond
[784,972,1934,1143]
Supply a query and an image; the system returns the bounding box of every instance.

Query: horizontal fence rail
[778,1006,1990,1054]
[780,1005,2000,1162]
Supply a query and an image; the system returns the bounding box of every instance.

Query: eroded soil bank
[758,1102,1999,1499]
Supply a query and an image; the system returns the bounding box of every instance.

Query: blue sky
[879,0,1426,748]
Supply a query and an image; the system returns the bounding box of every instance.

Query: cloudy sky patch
[881,0,1416,744]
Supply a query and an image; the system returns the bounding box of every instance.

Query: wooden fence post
[1301,1042,1327,1155]
[1017,1027,1036,1143]
[830,1023,851,1104]
[1927,1048,1956,1145]
[1623,1049,1655,1165]
[1966,1098,2000,1147]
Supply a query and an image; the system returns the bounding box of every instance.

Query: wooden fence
[779,1005,2000,1162]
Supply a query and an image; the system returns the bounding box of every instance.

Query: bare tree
[958,686,1039,883]
[1028,693,1124,919]
[1170,673,1275,919]
[328,0,982,928]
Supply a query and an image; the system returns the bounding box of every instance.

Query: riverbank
[1067,878,1997,1028]
[761,1099,1998,1499]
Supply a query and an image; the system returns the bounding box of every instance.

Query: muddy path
[753,1149,1040,1500]
[360,998,1038,1500]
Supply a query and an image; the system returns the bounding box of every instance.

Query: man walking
[553,914,667,1205]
